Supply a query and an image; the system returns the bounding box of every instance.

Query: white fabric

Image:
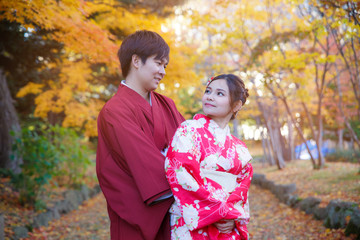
[201,168,238,193]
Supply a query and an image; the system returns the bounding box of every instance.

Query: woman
[165,74,253,240]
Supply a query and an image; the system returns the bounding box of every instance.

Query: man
[96,30,185,240]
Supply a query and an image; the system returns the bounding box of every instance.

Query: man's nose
[159,66,166,75]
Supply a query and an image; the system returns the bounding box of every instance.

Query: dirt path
[248,185,352,240]
[31,186,354,239]
[29,193,110,239]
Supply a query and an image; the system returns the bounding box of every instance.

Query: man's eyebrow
[158,58,168,64]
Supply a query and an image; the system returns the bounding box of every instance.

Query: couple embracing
[96,30,253,240]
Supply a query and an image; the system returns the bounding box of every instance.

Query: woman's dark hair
[118,30,170,78]
[210,74,249,120]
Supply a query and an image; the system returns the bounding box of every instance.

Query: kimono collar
[194,114,231,145]
[121,80,152,106]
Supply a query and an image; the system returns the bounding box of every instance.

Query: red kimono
[96,84,184,240]
[165,114,253,239]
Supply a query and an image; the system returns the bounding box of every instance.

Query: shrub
[325,149,360,164]
[10,123,93,209]
[49,125,93,187]
[10,124,59,208]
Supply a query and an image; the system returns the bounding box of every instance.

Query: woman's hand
[214,219,235,233]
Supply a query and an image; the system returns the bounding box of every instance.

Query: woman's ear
[131,54,141,69]
[233,100,243,113]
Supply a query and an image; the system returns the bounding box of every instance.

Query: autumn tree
[0,0,198,173]
[298,0,360,148]
[1,0,197,135]
[183,0,359,169]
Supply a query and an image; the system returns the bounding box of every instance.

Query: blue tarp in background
[295,140,335,160]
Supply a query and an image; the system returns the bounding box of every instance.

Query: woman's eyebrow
[216,88,226,92]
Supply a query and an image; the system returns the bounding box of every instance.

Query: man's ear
[233,100,243,113]
[131,54,141,69]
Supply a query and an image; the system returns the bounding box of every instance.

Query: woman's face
[202,79,233,122]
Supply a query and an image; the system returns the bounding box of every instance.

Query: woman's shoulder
[230,135,248,148]
[180,114,208,129]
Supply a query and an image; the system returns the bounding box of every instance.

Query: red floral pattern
[165,114,253,240]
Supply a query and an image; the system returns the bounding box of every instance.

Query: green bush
[49,125,93,187]
[326,149,360,163]
[10,124,59,208]
[10,123,93,209]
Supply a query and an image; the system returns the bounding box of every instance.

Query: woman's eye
[218,92,224,96]
[205,89,211,94]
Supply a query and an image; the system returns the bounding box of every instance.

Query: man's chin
[149,83,159,91]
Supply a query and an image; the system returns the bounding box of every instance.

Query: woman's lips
[204,103,215,107]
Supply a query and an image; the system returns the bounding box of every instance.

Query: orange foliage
[3,0,200,136]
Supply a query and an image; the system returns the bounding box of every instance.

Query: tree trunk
[279,93,317,168]
[267,112,286,169]
[272,126,286,169]
[255,116,271,165]
[261,134,269,165]
[316,113,325,168]
[288,114,295,160]
[0,69,22,173]
[265,136,275,165]
[335,63,360,149]
[338,128,344,150]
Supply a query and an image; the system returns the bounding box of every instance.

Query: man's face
[138,55,168,92]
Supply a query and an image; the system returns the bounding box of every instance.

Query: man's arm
[98,107,172,205]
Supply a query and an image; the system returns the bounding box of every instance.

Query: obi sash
[201,169,238,193]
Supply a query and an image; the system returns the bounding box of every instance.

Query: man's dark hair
[118,30,170,78]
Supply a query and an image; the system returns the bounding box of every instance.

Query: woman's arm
[226,162,253,226]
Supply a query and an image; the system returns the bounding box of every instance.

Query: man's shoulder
[99,93,134,118]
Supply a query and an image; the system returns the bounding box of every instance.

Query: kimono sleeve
[98,107,171,205]
[165,122,241,231]
[227,162,253,226]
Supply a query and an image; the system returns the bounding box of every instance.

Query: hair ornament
[207,76,215,86]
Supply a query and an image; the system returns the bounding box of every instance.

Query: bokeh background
[0,0,359,239]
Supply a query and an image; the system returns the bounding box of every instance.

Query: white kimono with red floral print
[165,114,253,240]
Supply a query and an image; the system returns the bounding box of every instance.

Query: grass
[252,160,360,207]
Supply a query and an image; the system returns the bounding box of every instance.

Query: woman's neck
[209,116,231,129]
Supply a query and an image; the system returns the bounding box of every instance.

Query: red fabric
[165,114,253,239]
[96,84,184,240]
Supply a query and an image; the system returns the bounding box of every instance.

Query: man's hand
[214,219,235,233]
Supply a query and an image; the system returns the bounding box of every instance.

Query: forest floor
[26,185,357,240]
[2,160,359,239]
[252,160,360,207]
